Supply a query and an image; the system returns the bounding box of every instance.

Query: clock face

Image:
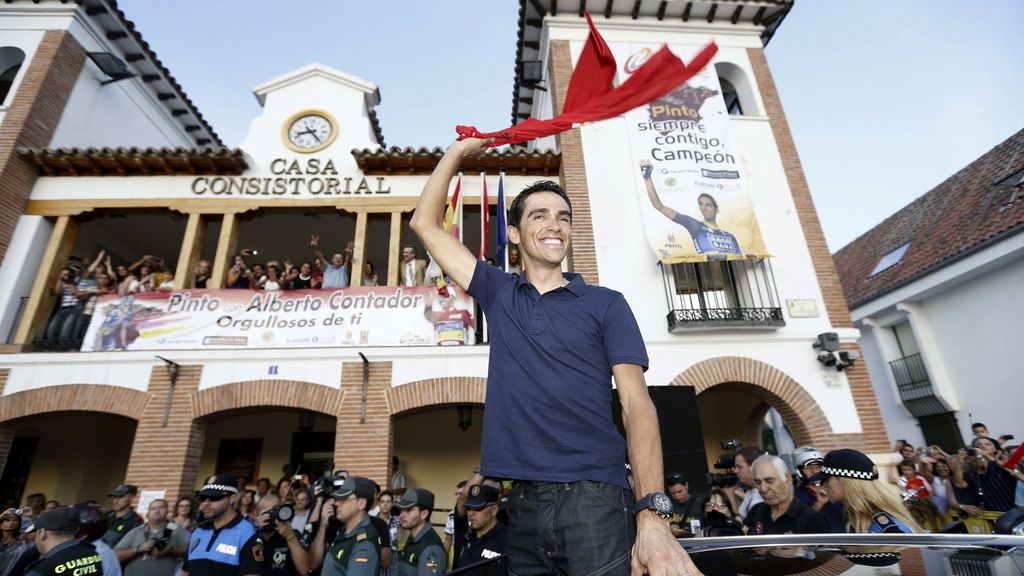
[283,111,338,153]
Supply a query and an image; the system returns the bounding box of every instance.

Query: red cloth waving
[457,14,717,147]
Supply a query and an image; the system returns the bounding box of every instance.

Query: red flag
[479,172,489,260]
[562,12,616,114]
[456,13,717,147]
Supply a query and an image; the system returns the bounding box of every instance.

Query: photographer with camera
[310,477,381,576]
[252,495,309,576]
[966,437,1018,512]
[664,473,702,539]
[115,499,188,576]
[724,445,764,521]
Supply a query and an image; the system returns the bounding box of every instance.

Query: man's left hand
[632,515,703,576]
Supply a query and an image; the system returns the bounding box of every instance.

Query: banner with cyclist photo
[80,286,476,351]
[619,43,769,264]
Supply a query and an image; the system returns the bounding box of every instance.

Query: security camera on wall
[813,332,858,371]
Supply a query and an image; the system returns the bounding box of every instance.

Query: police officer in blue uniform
[184,474,263,576]
[808,449,919,534]
[23,508,103,576]
[395,489,445,576]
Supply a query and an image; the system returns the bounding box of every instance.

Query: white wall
[0,216,50,343]
[918,255,1024,440]
[49,18,196,148]
[854,243,1024,447]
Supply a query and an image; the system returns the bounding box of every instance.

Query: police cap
[396,488,435,511]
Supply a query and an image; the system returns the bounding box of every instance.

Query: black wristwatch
[634,492,673,519]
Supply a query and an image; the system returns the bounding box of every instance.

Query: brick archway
[0,384,150,424]
[386,377,487,418]
[190,380,342,419]
[670,357,834,449]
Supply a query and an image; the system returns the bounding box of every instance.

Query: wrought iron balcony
[661,259,785,332]
[889,353,948,416]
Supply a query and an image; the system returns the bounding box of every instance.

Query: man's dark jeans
[507,480,635,576]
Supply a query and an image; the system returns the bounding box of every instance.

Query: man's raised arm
[410,138,492,290]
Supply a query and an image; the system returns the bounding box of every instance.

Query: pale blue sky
[119,0,1024,251]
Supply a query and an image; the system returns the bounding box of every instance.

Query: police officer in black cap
[809,448,920,534]
[185,474,262,576]
[454,485,506,571]
[395,489,445,576]
[313,476,380,576]
[23,507,104,576]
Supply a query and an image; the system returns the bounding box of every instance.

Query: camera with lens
[720,438,742,451]
[267,504,294,524]
[706,454,739,488]
[149,527,172,551]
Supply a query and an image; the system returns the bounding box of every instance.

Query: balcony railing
[660,258,785,332]
[889,353,948,417]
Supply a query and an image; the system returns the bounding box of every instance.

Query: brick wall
[548,40,600,285]
[336,361,393,488]
[386,376,486,417]
[745,48,890,452]
[746,47,852,329]
[0,30,85,264]
[669,355,888,452]
[123,365,205,505]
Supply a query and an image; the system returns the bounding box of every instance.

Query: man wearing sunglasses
[183,474,262,576]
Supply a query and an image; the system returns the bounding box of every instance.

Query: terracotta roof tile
[834,128,1024,309]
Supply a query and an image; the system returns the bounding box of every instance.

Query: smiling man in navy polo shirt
[411,138,700,576]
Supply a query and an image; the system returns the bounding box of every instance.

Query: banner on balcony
[80,286,476,351]
[621,44,768,264]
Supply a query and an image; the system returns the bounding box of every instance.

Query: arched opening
[195,407,336,498]
[697,383,797,469]
[0,412,136,507]
[715,61,758,117]
[0,46,26,105]
[391,402,484,529]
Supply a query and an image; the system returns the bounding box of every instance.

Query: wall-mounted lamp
[457,405,473,432]
[519,60,547,91]
[87,52,136,85]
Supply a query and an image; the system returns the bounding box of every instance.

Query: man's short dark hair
[380,490,394,500]
[736,446,762,466]
[507,181,573,228]
[972,422,987,430]
[666,472,688,487]
[697,193,718,209]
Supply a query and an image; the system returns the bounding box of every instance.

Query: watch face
[283,111,337,153]
[653,493,673,514]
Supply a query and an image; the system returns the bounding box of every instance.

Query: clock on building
[282,110,338,153]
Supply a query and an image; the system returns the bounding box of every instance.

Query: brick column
[0,30,86,263]
[746,47,852,328]
[0,427,13,480]
[548,40,600,285]
[124,365,205,504]
[335,360,392,488]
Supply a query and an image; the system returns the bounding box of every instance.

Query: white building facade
[0,0,893,515]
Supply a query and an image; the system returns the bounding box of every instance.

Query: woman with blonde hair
[811,448,922,533]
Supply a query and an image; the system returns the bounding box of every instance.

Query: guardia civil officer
[395,489,445,576]
[183,474,262,576]
[23,507,104,576]
[314,476,380,576]
[809,449,921,534]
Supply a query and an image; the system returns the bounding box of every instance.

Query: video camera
[706,439,741,488]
